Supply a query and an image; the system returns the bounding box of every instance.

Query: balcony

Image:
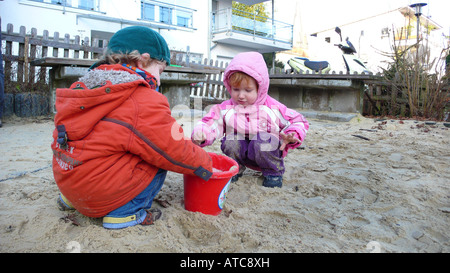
[211,7,293,53]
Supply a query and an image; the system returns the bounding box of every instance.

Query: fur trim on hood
[79,68,142,89]
[54,64,148,142]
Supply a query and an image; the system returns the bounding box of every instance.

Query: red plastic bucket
[183,152,239,215]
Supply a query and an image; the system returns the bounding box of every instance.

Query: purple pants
[221,132,285,177]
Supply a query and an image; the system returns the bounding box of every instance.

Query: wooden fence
[189,59,228,100]
[363,79,405,116]
[1,22,106,117]
[3,21,444,118]
[363,76,449,118]
[2,23,105,85]
[0,20,400,117]
[269,67,449,117]
[0,21,229,117]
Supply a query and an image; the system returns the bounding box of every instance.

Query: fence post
[83,37,89,59]
[212,59,219,97]
[40,30,49,82]
[218,61,225,99]
[74,35,80,59]
[376,85,382,114]
[92,37,99,59]
[29,28,38,84]
[53,31,60,57]
[64,33,70,58]
[18,26,26,84]
[4,24,13,83]
[368,84,374,114]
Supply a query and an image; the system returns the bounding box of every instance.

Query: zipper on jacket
[245,113,250,138]
[101,117,212,181]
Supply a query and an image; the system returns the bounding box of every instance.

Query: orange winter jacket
[51,64,212,217]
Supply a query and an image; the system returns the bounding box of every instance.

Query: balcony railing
[212,7,293,45]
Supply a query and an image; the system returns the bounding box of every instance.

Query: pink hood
[223,52,269,105]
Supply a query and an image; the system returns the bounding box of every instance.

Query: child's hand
[192,131,206,146]
[279,132,300,151]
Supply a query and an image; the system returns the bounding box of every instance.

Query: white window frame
[140,0,195,29]
[22,0,103,13]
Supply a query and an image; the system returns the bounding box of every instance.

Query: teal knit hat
[106,26,170,65]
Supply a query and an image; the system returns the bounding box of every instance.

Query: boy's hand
[279,132,300,151]
[192,131,206,146]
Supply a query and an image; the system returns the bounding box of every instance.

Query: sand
[0,112,449,253]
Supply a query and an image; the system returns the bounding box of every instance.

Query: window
[78,0,94,10]
[27,0,96,11]
[177,16,189,27]
[141,2,155,21]
[160,6,172,24]
[176,10,191,27]
[140,1,194,28]
[50,0,72,5]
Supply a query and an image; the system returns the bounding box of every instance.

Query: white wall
[0,0,209,60]
[309,9,445,73]
[1,0,292,64]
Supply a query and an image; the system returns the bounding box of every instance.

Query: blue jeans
[103,169,167,229]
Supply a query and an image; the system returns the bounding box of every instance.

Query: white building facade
[1,0,293,64]
[304,7,446,74]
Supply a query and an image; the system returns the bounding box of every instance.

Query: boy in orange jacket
[52,26,212,229]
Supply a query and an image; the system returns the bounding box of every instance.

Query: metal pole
[416,14,420,63]
[272,0,275,69]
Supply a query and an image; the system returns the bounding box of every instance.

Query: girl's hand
[279,132,300,151]
[192,131,206,146]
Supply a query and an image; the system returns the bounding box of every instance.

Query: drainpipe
[62,0,66,14]
[227,7,232,33]
[272,0,274,35]
[272,0,275,69]
[207,0,212,60]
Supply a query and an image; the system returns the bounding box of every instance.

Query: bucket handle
[194,166,213,181]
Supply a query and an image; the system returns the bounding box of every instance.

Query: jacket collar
[121,64,158,91]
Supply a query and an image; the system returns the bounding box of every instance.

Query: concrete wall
[160,70,208,108]
[269,77,365,113]
[44,66,212,114]
[8,65,366,118]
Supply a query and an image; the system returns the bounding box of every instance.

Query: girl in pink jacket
[192,52,309,187]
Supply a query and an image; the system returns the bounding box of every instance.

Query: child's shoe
[231,165,245,182]
[262,175,283,188]
[57,194,75,211]
[103,208,162,229]
[231,173,243,182]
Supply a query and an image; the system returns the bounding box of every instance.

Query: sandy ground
[0,112,449,253]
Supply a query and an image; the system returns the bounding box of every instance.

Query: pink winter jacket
[191,52,309,157]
